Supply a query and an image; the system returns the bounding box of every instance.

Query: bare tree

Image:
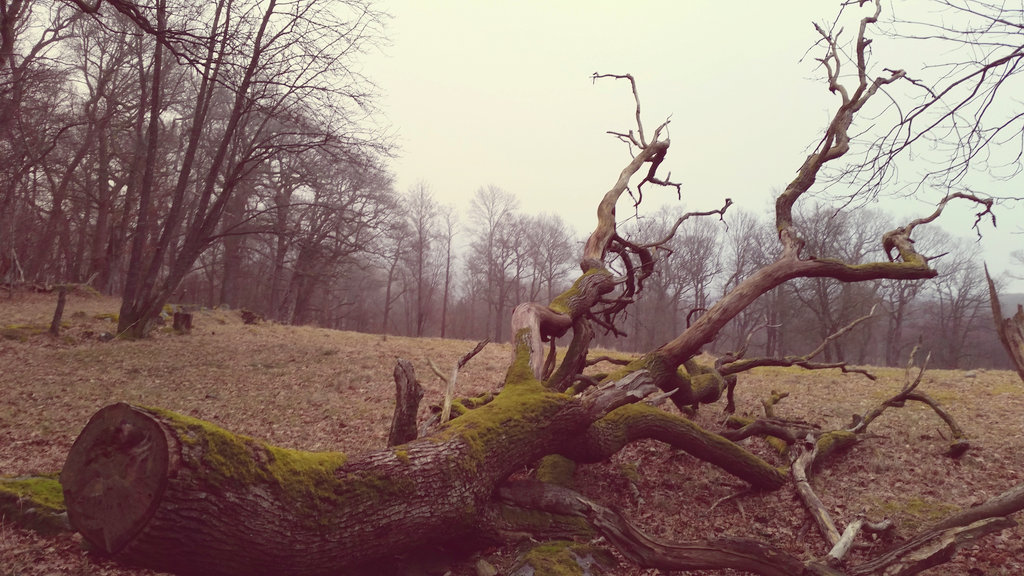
[789,204,888,361]
[401,182,442,337]
[467,185,520,341]
[925,232,990,368]
[379,212,409,338]
[521,213,576,303]
[113,0,387,337]
[438,204,457,338]
[714,209,777,354]
[1,2,83,286]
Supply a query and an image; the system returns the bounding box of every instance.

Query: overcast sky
[363,1,1023,290]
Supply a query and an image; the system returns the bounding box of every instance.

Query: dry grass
[1,290,1023,575]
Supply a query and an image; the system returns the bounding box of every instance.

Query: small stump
[173,312,192,333]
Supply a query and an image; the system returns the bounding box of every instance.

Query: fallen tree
[59,362,668,575]
[59,1,1024,574]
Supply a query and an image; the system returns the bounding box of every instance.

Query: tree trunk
[48,286,67,336]
[117,0,165,339]
[219,234,244,309]
[59,352,665,576]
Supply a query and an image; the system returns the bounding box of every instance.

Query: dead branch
[635,139,681,203]
[585,354,631,367]
[501,478,1024,576]
[719,305,879,379]
[719,417,807,446]
[429,339,489,424]
[591,72,648,147]
[563,402,786,490]
[761,390,789,419]
[826,518,893,567]
[852,347,928,433]
[777,0,906,259]
[929,481,1024,533]
[512,271,612,380]
[498,480,843,576]
[792,438,843,547]
[849,517,1017,576]
[986,265,1024,382]
[582,74,673,271]
[845,348,969,457]
[642,198,734,250]
[904,391,971,458]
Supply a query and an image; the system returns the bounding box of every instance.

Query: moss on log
[0,475,70,534]
[567,403,787,490]
[60,403,489,575]
[510,540,616,576]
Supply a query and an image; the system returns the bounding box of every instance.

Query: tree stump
[388,358,422,446]
[172,312,192,333]
[240,309,262,325]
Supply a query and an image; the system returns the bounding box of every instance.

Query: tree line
[1,0,1013,370]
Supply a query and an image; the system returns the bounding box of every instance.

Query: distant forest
[2,1,1019,369]
[8,164,1021,370]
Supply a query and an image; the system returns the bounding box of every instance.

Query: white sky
[363,0,1024,290]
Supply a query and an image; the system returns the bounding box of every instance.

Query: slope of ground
[1,290,1022,575]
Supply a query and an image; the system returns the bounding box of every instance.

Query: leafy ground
[1,290,1023,575]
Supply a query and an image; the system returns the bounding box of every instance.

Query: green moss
[766,436,790,457]
[448,399,469,418]
[516,541,612,576]
[814,430,857,464]
[500,507,593,537]
[438,333,569,475]
[93,313,118,322]
[1,324,46,341]
[548,269,611,315]
[339,469,416,505]
[146,407,370,517]
[585,402,641,448]
[393,448,410,463]
[0,475,65,512]
[872,496,959,531]
[460,392,495,409]
[536,455,576,488]
[990,382,1024,396]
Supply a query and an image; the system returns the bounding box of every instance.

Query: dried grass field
[2,291,1023,575]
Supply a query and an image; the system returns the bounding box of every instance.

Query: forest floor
[1,290,1023,576]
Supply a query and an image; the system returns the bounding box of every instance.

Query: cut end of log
[60,403,169,554]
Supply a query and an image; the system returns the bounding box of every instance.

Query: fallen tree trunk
[59,345,664,575]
